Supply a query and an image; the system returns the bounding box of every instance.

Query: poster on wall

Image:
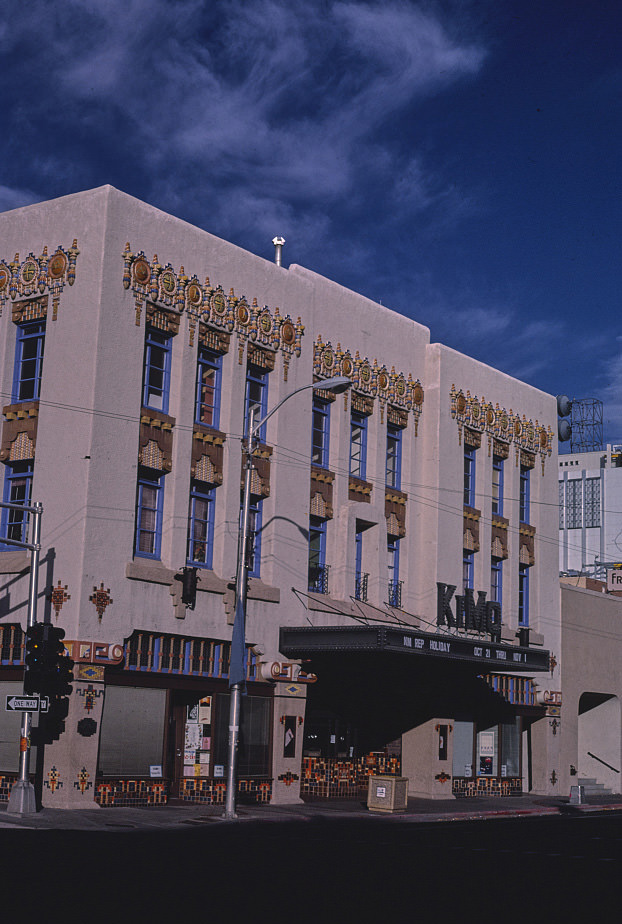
[185,723,201,750]
[199,696,212,724]
[283,716,296,759]
[479,732,495,756]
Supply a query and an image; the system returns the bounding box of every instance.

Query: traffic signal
[557,394,572,443]
[181,566,197,609]
[55,646,75,697]
[33,696,70,746]
[24,623,46,694]
[23,623,74,697]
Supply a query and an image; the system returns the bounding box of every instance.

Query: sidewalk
[1,792,622,831]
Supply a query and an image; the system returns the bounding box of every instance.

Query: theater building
[0,187,561,808]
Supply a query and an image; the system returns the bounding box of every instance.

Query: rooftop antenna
[570,397,603,453]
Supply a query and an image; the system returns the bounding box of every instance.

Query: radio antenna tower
[570,398,603,453]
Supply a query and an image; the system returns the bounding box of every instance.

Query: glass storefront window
[476,725,498,777]
[98,686,167,776]
[452,721,474,778]
[213,694,271,776]
[500,718,521,777]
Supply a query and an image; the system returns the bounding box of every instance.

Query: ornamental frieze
[450,385,553,471]
[122,244,304,380]
[313,335,424,432]
[0,240,79,319]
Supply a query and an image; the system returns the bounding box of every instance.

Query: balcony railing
[387,579,402,608]
[308,564,330,595]
[355,572,368,603]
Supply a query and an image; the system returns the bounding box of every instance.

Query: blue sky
[1,0,620,444]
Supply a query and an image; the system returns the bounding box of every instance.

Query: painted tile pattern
[122,244,304,379]
[301,754,401,800]
[95,778,169,807]
[0,773,18,802]
[0,240,79,318]
[180,778,272,805]
[452,777,523,797]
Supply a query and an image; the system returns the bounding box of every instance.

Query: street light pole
[223,376,351,819]
[6,500,42,816]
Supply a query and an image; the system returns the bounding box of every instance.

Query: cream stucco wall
[0,186,564,804]
[560,582,622,795]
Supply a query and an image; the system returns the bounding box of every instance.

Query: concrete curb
[1,799,622,831]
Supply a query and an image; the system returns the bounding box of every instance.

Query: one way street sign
[5,695,49,712]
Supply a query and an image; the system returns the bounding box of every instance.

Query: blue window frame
[245,498,263,578]
[135,469,164,559]
[354,527,368,601]
[388,536,401,607]
[518,564,529,626]
[492,455,504,516]
[386,424,402,490]
[187,482,215,568]
[0,461,33,545]
[355,527,363,581]
[463,551,474,592]
[195,347,222,428]
[464,445,476,507]
[350,410,368,480]
[311,395,331,469]
[12,321,45,403]
[245,365,269,442]
[491,557,503,605]
[519,465,530,524]
[308,516,328,593]
[142,326,172,413]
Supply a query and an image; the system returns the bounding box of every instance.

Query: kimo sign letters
[437,583,502,642]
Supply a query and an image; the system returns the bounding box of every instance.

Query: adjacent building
[559,443,622,579]
[0,187,561,808]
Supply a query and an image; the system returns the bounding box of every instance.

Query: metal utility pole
[223,376,351,819]
[5,500,42,815]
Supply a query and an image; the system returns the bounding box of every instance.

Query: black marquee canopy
[279,624,550,673]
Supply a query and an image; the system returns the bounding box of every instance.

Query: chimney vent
[272,236,285,267]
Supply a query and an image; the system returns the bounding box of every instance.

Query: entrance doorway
[452,717,523,794]
[167,689,273,798]
[167,691,214,798]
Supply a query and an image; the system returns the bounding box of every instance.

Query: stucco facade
[560,581,622,796]
[559,444,622,578]
[0,187,561,809]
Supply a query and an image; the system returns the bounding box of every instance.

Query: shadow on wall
[578,691,621,792]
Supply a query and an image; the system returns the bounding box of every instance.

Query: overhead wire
[1,385,615,565]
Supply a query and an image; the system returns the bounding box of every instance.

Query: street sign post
[6,695,49,712]
[3,498,43,816]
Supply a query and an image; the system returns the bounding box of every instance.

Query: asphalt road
[1,813,620,919]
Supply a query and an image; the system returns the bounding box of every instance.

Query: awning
[280,624,550,673]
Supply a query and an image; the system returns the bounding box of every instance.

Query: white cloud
[4,0,484,234]
[599,352,622,435]
[0,185,41,213]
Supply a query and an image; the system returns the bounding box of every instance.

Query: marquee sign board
[280,625,550,673]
